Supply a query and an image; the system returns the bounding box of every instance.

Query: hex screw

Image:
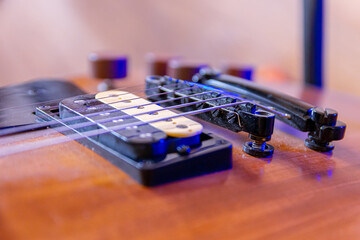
[305,107,339,152]
[243,134,274,158]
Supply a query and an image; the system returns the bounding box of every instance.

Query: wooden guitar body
[0,76,359,240]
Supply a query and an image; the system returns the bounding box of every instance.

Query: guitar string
[0,82,200,136]
[28,94,228,137]
[0,83,200,136]
[0,100,251,157]
[0,76,291,155]
[51,86,290,133]
[0,76,290,138]
[88,84,200,108]
[0,76,290,121]
[75,82,184,105]
[0,90,226,144]
[0,80,290,137]
[0,77,229,134]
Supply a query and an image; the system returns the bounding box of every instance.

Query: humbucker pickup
[36,91,232,186]
[95,90,203,138]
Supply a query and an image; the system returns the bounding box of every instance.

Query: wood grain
[0,76,359,240]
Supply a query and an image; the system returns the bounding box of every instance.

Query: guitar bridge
[145,73,346,155]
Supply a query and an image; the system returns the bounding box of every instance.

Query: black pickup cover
[36,94,232,186]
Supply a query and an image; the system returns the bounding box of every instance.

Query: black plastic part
[305,107,346,152]
[305,138,333,152]
[0,79,85,131]
[192,70,346,152]
[243,141,274,158]
[145,76,275,137]
[36,97,232,186]
[145,75,275,158]
[59,94,169,161]
[193,69,313,131]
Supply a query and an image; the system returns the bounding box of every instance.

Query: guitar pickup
[36,91,232,186]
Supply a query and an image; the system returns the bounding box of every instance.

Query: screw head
[304,138,334,152]
[242,141,274,158]
[176,145,191,156]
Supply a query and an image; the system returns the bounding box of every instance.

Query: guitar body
[1,76,359,240]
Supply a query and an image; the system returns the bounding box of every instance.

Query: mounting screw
[305,138,334,152]
[305,107,340,152]
[243,134,274,158]
[176,145,191,156]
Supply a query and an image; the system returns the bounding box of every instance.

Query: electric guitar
[1,71,358,240]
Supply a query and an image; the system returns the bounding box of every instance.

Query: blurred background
[0,0,359,95]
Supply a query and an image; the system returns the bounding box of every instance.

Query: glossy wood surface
[0,76,360,240]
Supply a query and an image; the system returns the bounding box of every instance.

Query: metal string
[0,90,223,148]
[0,76,290,122]
[0,78,291,157]
[0,100,250,157]
[0,82,199,136]
[0,79,290,138]
[0,90,216,138]
[32,94,227,136]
